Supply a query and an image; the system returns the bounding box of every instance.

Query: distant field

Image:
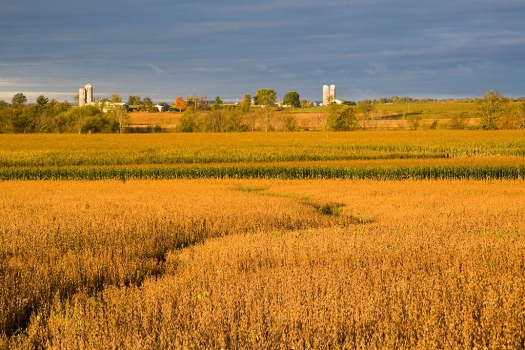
[297,101,522,119]
[129,102,523,130]
[129,111,179,128]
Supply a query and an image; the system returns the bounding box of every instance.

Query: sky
[1,0,524,104]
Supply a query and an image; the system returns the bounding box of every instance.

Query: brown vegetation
[1,179,525,348]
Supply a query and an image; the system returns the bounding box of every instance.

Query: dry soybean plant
[1,179,525,349]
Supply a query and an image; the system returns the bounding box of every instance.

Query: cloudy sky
[1,0,524,103]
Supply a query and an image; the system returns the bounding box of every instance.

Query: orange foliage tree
[174,96,187,112]
[239,93,251,112]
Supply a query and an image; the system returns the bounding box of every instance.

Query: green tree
[254,89,276,106]
[187,95,209,111]
[34,95,53,132]
[72,107,86,134]
[213,96,223,110]
[10,93,33,133]
[0,100,12,133]
[283,91,300,108]
[110,93,123,103]
[12,108,36,133]
[283,115,298,131]
[206,109,225,132]
[104,104,129,133]
[197,95,209,111]
[36,95,49,108]
[11,93,27,107]
[224,108,244,132]
[520,101,525,129]
[176,107,199,132]
[327,104,358,131]
[300,99,313,108]
[358,100,375,120]
[476,90,509,130]
[187,95,198,109]
[449,112,468,130]
[257,106,274,132]
[143,97,153,111]
[47,101,71,133]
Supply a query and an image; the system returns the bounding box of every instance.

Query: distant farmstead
[322,84,354,105]
[78,84,93,107]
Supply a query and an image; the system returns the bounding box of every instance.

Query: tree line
[0,89,522,133]
[0,93,129,133]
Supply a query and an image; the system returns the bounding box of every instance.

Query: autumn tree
[239,94,252,112]
[476,90,509,130]
[174,96,187,112]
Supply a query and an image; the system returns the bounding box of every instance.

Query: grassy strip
[1,165,524,180]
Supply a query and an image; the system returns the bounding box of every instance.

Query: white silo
[85,84,93,104]
[330,85,336,102]
[323,85,329,106]
[78,88,86,107]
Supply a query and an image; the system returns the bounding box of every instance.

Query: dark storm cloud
[0,0,523,102]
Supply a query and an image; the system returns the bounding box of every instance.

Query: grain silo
[330,85,336,102]
[85,84,93,104]
[78,88,86,107]
[323,85,329,106]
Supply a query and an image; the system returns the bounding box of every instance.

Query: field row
[1,165,525,180]
[2,179,525,348]
[0,131,524,168]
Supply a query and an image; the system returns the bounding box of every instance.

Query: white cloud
[457,65,473,74]
[148,64,164,74]
[0,80,16,87]
[194,67,232,73]
[365,62,388,75]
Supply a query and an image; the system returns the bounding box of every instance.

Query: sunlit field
[1,179,524,348]
[0,131,524,180]
[1,129,525,348]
